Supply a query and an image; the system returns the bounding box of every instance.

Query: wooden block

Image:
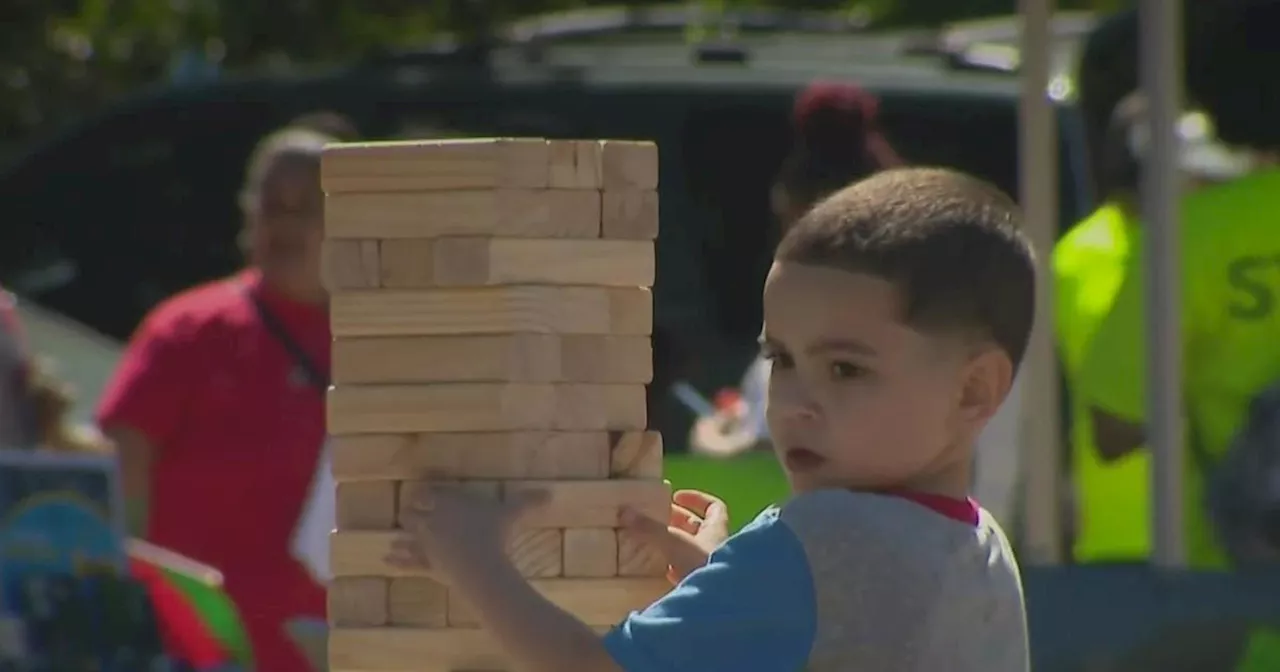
[325,189,599,239]
[618,529,668,577]
[330,626,615,671]
[328,577,388,627]
[504,479,669,529]
[600,140,659,190]
[601,190,659,240]
[330,286,651,338]
[609,431,664,478]
[336,481,398,530]
[332,530,568,581]
[552,384,647,432]
[508,529,563,578]
[425,238,654,288]
[377,239,434,288]
[447,577,666,628]
[562,528,619,578]
[607,286,654,335]
[330,433,610,481]
[322,240,380,290]
[333,333,557,384]
[397,481,501,527]
[332,335,651,385]
[330,627,506,671]
[329,383,545,434]
[332,531,421,577]
[327,384,646,434]
[548,140,603,189]
[387,577,448,627]
[559,335,652,384]
[321,138,550,192]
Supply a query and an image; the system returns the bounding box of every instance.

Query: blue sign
[0,451,170,670]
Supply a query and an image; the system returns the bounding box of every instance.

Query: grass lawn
[663,451,790,533]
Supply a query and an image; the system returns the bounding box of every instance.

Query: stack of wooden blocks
[321,138,669,671]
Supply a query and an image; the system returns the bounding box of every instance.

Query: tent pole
[1139,0,1186,570]
[1017,0,1063,565]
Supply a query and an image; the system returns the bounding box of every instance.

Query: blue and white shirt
[604,489,1029,672]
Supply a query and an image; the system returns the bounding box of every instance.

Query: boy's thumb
[619,506,697,556]
[703,500,730,531]
[619,506,665,537]
[509,488,551,514]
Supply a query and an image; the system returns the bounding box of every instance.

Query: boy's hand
[620,489,729,584]
[386,480,549,582]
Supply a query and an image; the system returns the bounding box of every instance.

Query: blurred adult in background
[1077,0,1276,202]
[691,80,902,455]
[1079,3,1280,662]
[288,110,361,142]
[0,287,105,452]
[1055,93,1256,564]
[0,288,40,449]
[766,81,903,228]
[96,118,348,672]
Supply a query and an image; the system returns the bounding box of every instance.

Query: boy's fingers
[406,470,454,510]
[386,537,428,568]
[701,499,729,531]
[405,484,434,512]
[508,487,551,514]
[391,536,422,556]
[673,490,725,519]
[620,506,678,551]
[668,504,702,535]
[661,527,702,567]
[620,506,699,558]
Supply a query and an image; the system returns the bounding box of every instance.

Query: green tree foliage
[0,0,1113,154]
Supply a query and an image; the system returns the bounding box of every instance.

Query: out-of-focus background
[4,0,1280,670]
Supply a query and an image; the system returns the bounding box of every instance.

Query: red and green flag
[126,539,253,669]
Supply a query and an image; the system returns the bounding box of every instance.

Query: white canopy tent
[1016,0,1185,568]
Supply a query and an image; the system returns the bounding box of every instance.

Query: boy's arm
[452,512,816,672]
[1080,234,1218,461]
[449,552,617,672]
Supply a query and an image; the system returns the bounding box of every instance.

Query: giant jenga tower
[321,138,669,671]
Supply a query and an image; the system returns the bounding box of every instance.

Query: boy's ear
[957,347,1013,424]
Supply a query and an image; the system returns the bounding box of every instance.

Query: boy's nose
[770,378,820,422]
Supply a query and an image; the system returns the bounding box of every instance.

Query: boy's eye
[829,361,865,379]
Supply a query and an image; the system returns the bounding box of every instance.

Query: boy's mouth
[782,447,826,471]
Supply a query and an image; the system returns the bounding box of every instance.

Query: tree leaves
[0,0,1113,160]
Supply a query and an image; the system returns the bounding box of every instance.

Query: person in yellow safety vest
[1077,114,1280,670]
[1057,93,1252,563]
[1056,94,1149,562]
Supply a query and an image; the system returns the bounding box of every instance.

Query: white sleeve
[291,438,335,585]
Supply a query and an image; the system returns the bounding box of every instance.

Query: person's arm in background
[27,356,111,453]
[1078,265,1151,461]
[689,356,771,457]
[1080,230,1214,460]
[96,307,200,535]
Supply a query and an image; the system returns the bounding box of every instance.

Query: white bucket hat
[1127,109,1258,181]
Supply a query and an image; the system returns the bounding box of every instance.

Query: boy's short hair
[775,167,1036,369]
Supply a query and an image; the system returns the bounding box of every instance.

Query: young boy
[389,167,1033,672]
